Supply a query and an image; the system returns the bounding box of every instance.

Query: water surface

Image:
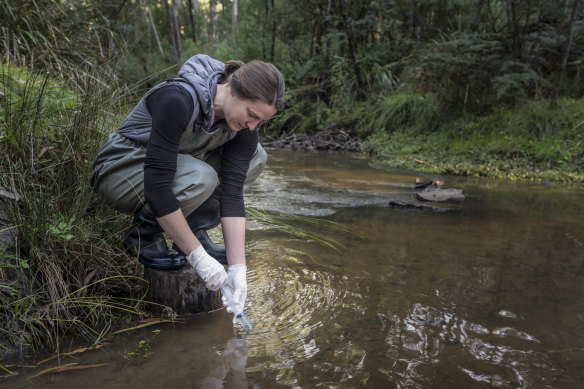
[7,149,584,388]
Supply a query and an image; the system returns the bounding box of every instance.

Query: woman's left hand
[225,264,247,311]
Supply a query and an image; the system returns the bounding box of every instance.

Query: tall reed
[0,0,117,89]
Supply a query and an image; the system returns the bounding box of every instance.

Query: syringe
[220,284,254,332]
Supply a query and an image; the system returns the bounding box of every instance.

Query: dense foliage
[81,0,583,176]
[3,1,583,140]
[0,0,583,363]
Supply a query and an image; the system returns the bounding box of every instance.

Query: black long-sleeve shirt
[143,84,257,218]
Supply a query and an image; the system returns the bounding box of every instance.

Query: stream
[6,149,584,388]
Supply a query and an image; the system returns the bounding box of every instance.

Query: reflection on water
[6,149,584,388]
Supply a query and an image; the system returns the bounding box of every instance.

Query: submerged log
[388,200,448,212]
[143,266,222,316]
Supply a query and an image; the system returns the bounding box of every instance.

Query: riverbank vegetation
[1,0,583,365]
[0,63,146,362]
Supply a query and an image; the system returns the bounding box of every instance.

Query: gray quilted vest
[116,54,236,158]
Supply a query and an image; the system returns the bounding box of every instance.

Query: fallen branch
[37,344,106,365]
[110,317,186,335]
[261,129,362,153]
[400,155,441,170]
[28,363,108,379]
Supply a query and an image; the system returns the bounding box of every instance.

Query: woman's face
[224,90,277,132]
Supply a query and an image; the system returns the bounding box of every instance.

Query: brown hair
[222,60,285,111]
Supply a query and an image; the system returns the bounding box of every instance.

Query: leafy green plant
[123,329,160,363]
[492,60,540,101]
[49,217,76,242]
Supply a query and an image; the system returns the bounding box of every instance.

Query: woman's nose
[247,120,260,131]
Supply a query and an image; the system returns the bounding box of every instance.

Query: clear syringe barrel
[220,285,253,332]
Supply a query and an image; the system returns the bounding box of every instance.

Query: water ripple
[246,168,413,216]
[380,303,560,388]
[243,241,354,377]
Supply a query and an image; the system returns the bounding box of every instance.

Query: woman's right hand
[187,245,228,291]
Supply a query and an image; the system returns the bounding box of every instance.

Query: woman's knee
[243,144,267,191]
[97,173,145,213]
[174,156,219,214]
[184,166,218,198]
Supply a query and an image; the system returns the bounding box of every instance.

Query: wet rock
[413,179,443,190]
[416,188,465,202]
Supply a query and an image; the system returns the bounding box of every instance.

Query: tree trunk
[506,0,521,58]
[511,0,520,57]
[221,0,227,20]
[339,0,365,91]
[271,0,276,60]
[310,4,321,58]
[210,0,218,50]
[474,0,482,26]
[233,0,239,35]
[143,267,222,316]
[437,0,445,30]
[165,0,179,63]
[187,0,197,44]
[486,0,498,33]
[172,0,182,62]
[552,0,581,103]
[147,4,163,54]
[524,0,531,27]
[374,7,382,41]
[262,0,270,59]
[325,0,332,68]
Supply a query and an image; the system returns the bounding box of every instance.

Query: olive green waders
[90,128,267,269]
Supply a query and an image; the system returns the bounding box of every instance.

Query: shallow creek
[7,149,584,388]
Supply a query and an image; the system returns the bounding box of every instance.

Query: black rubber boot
[173,193,228,265]
[124,205,187,270]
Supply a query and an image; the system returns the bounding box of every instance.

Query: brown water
[6,149,584,388]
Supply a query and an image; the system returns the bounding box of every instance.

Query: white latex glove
[187,245,227,291]
[222,264,247,313]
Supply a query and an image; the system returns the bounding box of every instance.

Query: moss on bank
[362,97,584,183]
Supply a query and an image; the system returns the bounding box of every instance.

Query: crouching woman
[90,54,285,313]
